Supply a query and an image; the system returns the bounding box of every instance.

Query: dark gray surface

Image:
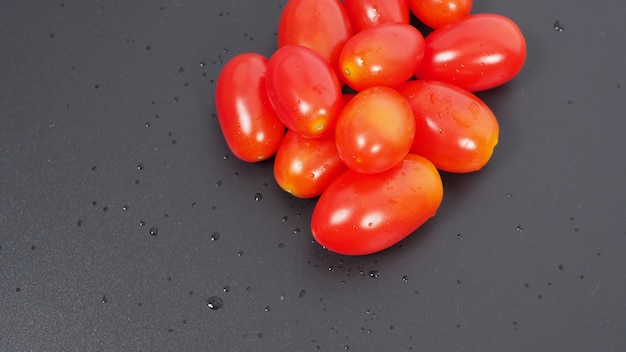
[1,0,625,351]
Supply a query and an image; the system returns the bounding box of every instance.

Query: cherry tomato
[339,23,425,91]
[278,0,353,79]
[415,13,527,92]
[266,45,343,139]
[408,0,472,29]
[273,130,348,198]
[215,53,285,162]
[343,0,410,32]
[397,80,499,173]
[335,86,415,174]
[311,154,443,255]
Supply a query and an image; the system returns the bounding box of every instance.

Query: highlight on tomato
[311,154,444,256]
[408,0,472,29]
[397,80,499,173]
[343,0,410,32]
[215,53,285,162]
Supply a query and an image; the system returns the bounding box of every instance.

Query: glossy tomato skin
[273,130,348,198]
[408,0,472,29]
[266,45,343,139]
[215,53,285,162]
[415,14,526,92]
[397,80,499,173]
[335,86,415,174]
[343,0,410,32]
[278,0,353,78]
[339,23,425,91]
[311,154,443,255]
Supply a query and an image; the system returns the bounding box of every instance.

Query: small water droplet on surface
[293,228,300,234]
[215,180,222,187]
[102,295,108,303]
[264,306,271,312]
[402,275,409,282]
[77,220,83,227]
[122,205,129,211]
[553,20,564,32]
[369,270,379,278]
[558,264,564,270]
[145,122,151,128]
[254,193,263,201]
[102,206,108,212]
[178,66,185,73]
[16,287,21,292]
[299,289,306,298]
[281,216,288,222]
[139,220,146,226]
[210,232,220,241]
[137,163,144,170]
[149,227,158,236]
[223,285,230,293]
[207,296,224,310]
[515,225,523,232]
[457,233,463,240]
[278,242,285,248]
[506,193,512,198]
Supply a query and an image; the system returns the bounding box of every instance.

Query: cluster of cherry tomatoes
[215,0,526,255]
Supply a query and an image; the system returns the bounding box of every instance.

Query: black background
[1,0,625,351]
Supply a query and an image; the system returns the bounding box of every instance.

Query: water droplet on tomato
[307,173,315,179]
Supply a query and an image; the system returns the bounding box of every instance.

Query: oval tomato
[343,0,410,32]
[215,53,285,162]
[278,0,353,78]
[273,130,348,198]
[408,0,472,29]
[311,154,443,255]
[397,80,499,173]
[415,13,526,92]
[335,86,415,174]
[266,45,343,139]
[339,23,425,91]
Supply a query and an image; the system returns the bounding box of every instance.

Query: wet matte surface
[1,0,626,351]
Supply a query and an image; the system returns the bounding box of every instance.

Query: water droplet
[200,61,206,67]
[145,121,151,128]
[102,206,108,212]
[215,180,222,187]
[173,96,179,103]
[558,264,564,270]
[402,275,409,282]
[293,228,300,234]
[264,306,271,312]
[278,242,285,248]
[281,216,288,222]
[307,172,315,179]
[506,193,512,198]
[210,232,220,241]
[515,225,523,232]
[553,20,564,32]
[299,289,306,298]
[207,296,224,310]
[137,163,144,170]
[254,193,263,201]
[149,227,158,236]
[178,66,185,73]
[122,205,129,211]
[237,250,244,256]
[77,220,83,227]
[139,220,146,226]
[457,233,463,240]
[223,285,230,293]
[369,270,379,278]
[102,295,108,303]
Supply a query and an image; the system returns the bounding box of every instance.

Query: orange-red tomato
[265,45,343,139]
[415,13,527,92]
[273,130,348,198]
[311,154,443,255]
[335,86,415,174]
[277,0,353,79]
[343,0,410,32]
[215,53,285,162]
[408,0,472,29]
[397,80,499,173]
[338,23,425,91]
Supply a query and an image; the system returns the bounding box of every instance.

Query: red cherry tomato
[397,80,499,173]
[215,53,285,162]
[335,86,415,174]
[273,130,348,198]
[266,45,343,139]
[339,23,425,91]
[311,154,443,255]
[343,0,410,32]
[408,0,472,29]
[278,0,353,78]
[415,13,527,92]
